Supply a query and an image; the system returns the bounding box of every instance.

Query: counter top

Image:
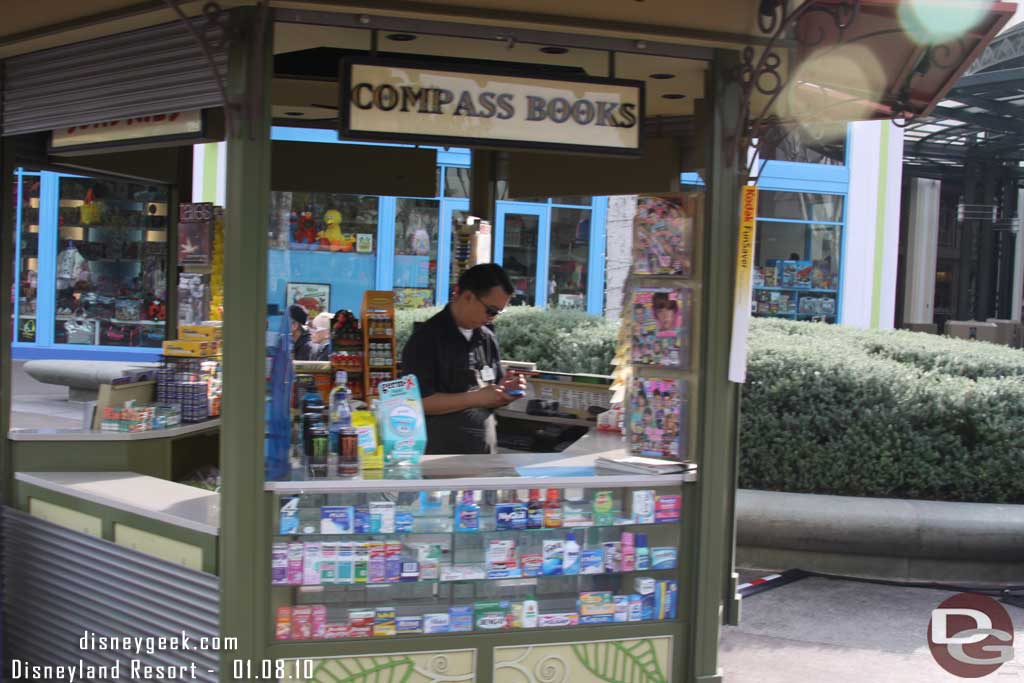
[15,471,219,535]
[8,419,221,442]
[265,427,696,493]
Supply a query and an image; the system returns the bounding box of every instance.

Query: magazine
[595,455,695,475]
[632,195,696,277]
[630,288,692,368]
[628,376,688,459]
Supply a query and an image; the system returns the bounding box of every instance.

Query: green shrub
[396,306,618,375]
[741,318,1024,503]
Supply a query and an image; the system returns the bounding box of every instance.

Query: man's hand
[499,371,528,398]
[472,384,516,408]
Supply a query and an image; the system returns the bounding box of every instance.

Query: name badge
[481,366,496,383]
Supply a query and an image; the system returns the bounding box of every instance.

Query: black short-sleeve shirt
[401,305,504,454]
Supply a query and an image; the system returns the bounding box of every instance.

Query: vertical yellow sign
[728,186,758,383]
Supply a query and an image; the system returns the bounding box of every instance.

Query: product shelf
[274,519,677,539]
[279,566,678,590]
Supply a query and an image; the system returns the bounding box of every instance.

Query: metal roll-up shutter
[2,19,226,136]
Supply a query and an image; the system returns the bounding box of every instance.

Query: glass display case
[53,176,168,347]
[268,465,685,643]
[394,198,440,309]
[14,172,40,343]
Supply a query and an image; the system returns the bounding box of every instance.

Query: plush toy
[338,233,357,252]
[294,211,318,245]
[319,209,345,251]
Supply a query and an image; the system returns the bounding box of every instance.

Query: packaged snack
[320,506,354,534]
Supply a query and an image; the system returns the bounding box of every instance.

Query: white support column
[903,178,941,324]
[604,195,637,320]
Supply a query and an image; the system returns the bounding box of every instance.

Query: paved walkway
[722,575,1024,682]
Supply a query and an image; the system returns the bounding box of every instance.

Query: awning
[772,0,1016,125]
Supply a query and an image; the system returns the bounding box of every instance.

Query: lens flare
[898,0,989,44]
[779,44,887,125]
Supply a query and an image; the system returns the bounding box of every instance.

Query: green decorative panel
[494,636,672,683]
[280,648,475,683]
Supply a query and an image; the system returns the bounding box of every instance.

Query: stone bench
[23,360,160,402]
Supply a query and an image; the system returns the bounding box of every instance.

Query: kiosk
[1,3,1010,682]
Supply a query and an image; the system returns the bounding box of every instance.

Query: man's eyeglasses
[475,293,504,318]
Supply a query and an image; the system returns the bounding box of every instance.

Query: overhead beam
[951,67,1024,93]
[932,106,1024,136]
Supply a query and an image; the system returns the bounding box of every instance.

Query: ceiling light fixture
[650,73,675,80]
[284,111,304,116]
[386,33,417,42]
[661,93,686,100]
[540,46,569,55]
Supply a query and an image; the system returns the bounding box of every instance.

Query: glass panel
[15,174,40,343]
[757,122,846,165]
[753,221,841,323]
[757,191,844,223]
[549,195,590,207]
[502,213,540,306]
[548,208,590,310]
[268,192,379,317]
[443,167,471,198]
[394,199,440,309]
[448,208,470,300]
[54,177,168,347]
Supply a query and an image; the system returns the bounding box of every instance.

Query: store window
[53,177,168,347]
[548,207,590,310]
[14,173,40,343]
[269,192,379,316]
[753,191,844,323]
[757,122,847,166]
[502,212,540,306]
[443,167,471,198]
[394,198,440,308]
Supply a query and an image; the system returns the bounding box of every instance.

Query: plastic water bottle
[328,371,352,456]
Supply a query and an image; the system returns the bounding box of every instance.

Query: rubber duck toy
[319,209,345,251]
[294,211,318,246]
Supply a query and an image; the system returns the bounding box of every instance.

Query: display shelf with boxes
[360,291,397,400]
[267,469,686,643]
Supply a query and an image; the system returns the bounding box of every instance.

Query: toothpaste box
[396,616,423,634]
[578,591,615,616]
[349,609,375,629]
[635,577,657,595]
[318,542,339,584]
[291,606,313,640]
[656,579,679,620]
[320,506,354,534]
[374,607,397,637]
[579,614,615,625]
[449,605,473,633]
[580,549,604,575]
[286,542,304,585]
[539,612,579,628]
[614,595,630,622]
[303,542,322,585]
[655,495,682,523]
[311,604,327,639]
[474,601,510,630]
[275,606,291,640]
[423,613,450,634]
[272,543,289,585]
[651,546,678,570]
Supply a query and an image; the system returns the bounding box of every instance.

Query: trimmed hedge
[741,318,1024,503]
[396,306,618,375]
[396,307,1024,503]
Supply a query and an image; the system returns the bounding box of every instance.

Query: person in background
[310,312,333,347]
[290,304,326,361]
[401,263,528,454]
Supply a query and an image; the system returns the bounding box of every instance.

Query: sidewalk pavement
[721,574,1024,682]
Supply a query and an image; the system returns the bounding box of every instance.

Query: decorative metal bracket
[162,0,271,140]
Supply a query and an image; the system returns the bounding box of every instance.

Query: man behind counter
[401,263,528,454]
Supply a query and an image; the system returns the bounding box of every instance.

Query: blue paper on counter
[514,466,596,478]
